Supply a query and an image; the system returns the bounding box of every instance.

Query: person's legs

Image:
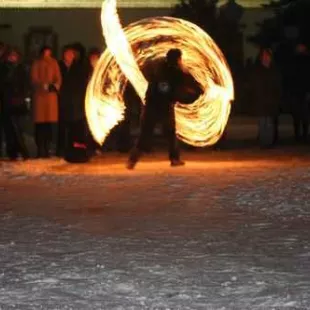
[291,100,301,142]
[117,119,132,153]
[11,115,29,159]
[41,126,48,157]
[163,105,184,166]
[35,123,45,158]
[3,115,18,160]
[65,121,74,153]
[127,107,156,169]
[42,123,53,158]
[291,96,305,142]
[56,118,66,156]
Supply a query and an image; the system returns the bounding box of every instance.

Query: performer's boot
[170,159,185,167]
[127,147,141,170]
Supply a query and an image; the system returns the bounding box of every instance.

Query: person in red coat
[31,46,62,158]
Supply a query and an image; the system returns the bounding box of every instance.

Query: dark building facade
[0,1,273,62]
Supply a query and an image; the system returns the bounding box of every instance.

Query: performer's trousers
[129,104,180,162]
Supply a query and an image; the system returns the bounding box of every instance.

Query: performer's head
[166,48,182,68]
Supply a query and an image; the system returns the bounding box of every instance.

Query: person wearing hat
[127,48,203,169]
[290,43,310,142]
[58,44,90,163]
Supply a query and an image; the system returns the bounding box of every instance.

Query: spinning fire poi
[85,0,234,148]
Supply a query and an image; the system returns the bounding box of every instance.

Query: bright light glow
[85,0,234,147]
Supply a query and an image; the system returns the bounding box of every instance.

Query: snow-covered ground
[1,150,310,309]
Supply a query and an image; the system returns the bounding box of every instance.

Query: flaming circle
[85,0,234,147]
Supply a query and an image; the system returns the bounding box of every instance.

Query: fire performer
[127,48,203,169]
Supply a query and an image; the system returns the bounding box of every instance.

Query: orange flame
[85,0,234,147]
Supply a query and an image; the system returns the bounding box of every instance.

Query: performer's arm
[176,72,203,104]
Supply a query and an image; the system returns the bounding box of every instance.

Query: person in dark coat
[246,48,282,147]
[1,48,29,160]
[0,42,8,157]
[58,45,90,162]
[57,45,76,156]
[288,44,310,142]
[127,48,203,169]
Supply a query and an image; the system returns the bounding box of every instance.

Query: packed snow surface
[1,151,310,309]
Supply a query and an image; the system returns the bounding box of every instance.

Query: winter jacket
[59,60,89,122]
[31,56,62,123]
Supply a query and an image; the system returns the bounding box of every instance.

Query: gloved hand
[48,84,58,93]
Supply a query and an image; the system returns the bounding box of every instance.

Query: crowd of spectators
[1,39,310,161]
[0,41,101,161]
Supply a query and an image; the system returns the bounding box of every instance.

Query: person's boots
[127,147,141,170]
[170,159,185,167]
[35,125,44,158]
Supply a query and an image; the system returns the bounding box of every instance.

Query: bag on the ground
[64,140,90,163]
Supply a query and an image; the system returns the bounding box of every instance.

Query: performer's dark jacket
[145,61,203,114]
[134,61,203,159]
